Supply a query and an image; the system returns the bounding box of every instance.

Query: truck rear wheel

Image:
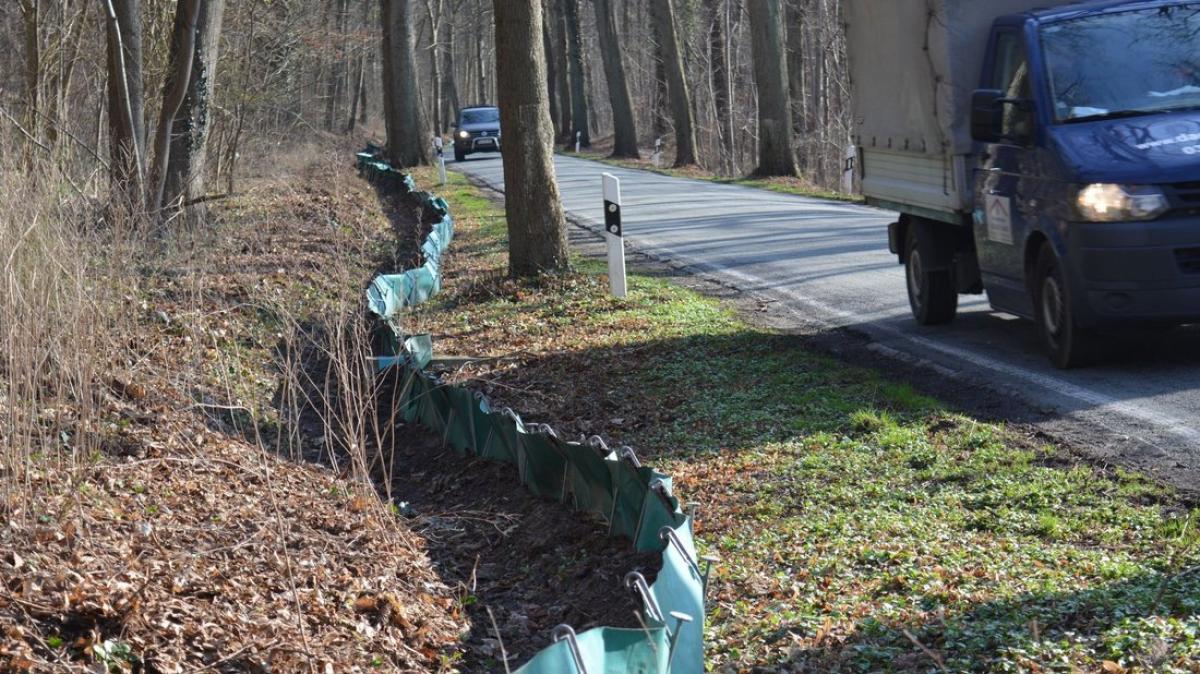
[1034,243,1094,369]
[905,226,958,325]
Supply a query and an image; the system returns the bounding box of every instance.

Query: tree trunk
[562,0,589,148]
[551,0,572,141]
[104,0,147,206]
[651,16,668,138]
[474,9,486,102]
[591,0,638,157]
[710,0,734,173]
[18,0,40,159]
[649,0,696,166]
[541,0,559,135]
[381,0,431,167]
[492,0,569,276]
[149,0,202,217]
[347,55,365,132]
[440,10,460,129]
[748,0,796,176]
[162,0,224,219]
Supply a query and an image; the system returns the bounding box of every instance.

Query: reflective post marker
[602,173,627,298]
[575,130,582,154]
[842,144,856,195]
[433,136,447,184]
[653,137,663,168]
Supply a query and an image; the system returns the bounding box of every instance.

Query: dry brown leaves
[0,140,466,673]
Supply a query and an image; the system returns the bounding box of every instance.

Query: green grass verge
[563,149,866,204]
[415,167,1199,673]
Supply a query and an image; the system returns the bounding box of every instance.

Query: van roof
[1025,0,1190,23]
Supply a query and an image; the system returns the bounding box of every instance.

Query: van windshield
[1042,4,1200,122]
[461,108,499,124]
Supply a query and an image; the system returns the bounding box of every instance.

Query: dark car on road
[452,106,501,162]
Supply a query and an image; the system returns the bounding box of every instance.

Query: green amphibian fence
[357,149,709,674]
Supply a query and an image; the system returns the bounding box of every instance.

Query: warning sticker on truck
[986,195,1014,245]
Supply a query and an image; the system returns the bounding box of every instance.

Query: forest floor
[0,137,651,673]
[412,164,1200,673]
[563,134,864,204]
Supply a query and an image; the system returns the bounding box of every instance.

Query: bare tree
[148,0,201,216]
[550,0,572,140]
[748,0,796,176]
[163,0,225,218]
[492,0,568,276]
[104,0,146,205]
[591,0,638,157]
[562,0,589,148]
[649,0,696,166]
[380,0,430,166]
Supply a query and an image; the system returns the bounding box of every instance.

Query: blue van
[848,0,1200,367]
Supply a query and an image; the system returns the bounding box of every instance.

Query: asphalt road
[449,152,1200,491]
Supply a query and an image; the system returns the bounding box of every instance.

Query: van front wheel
[905,226,957,325]
[1034,243,1094,369]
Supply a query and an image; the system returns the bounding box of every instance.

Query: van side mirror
[450,121,458,128]
[971,89,1035,145]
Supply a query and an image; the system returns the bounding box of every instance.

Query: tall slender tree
[380,0,430,166]
[551,0,572,141]
[649,0,696,166]
[163,0,225,217]
[104,0,147,205]
[562,0,589,148]
[492,0,568,276]
[748,0,796,176]
[149,0,201,216]
[591,0,638,157]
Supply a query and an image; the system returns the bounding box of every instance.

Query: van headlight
[458,130,470,139]
[1075,184,1168,222]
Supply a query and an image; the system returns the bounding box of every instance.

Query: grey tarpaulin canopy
[845,0,1066,156]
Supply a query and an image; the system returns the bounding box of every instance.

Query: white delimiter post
[576,131,582,154]
[433,136,447,184]
[602,173,627,298]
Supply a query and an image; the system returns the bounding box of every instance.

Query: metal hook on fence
[659,526,701,578]
[587,435,609,456]
[623,571,665,624]
[551,625,590,674]
[619,446,642,468]
[648,478,674,509]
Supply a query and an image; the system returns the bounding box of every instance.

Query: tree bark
[380,0,431,167]
[149,0,202,217]
[710,0,734,172]
[591,0,638,157]
[541,0,559,135]
[748,0,796,176]
[18,0,40,157]
[162,0,224,218]
[562,0,589,148]
[649,0,696,166]
[551,0,572,141]
[492,0,569,276]
[440,6,460,129]
[104,0,147,206]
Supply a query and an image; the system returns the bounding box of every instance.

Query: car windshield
[461,108,499,124]
[1042,4,1200,122]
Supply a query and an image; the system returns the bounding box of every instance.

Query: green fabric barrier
[514,626,671,674]
[516,429,569,500]
[359,149,707,673]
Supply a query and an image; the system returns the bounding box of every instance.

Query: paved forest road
[450,153,1200,491]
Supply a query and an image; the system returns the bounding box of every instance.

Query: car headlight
[1075,184,1169,222]
[458,130,469,139]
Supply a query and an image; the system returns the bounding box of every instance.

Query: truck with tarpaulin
[847,0,1200,367]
